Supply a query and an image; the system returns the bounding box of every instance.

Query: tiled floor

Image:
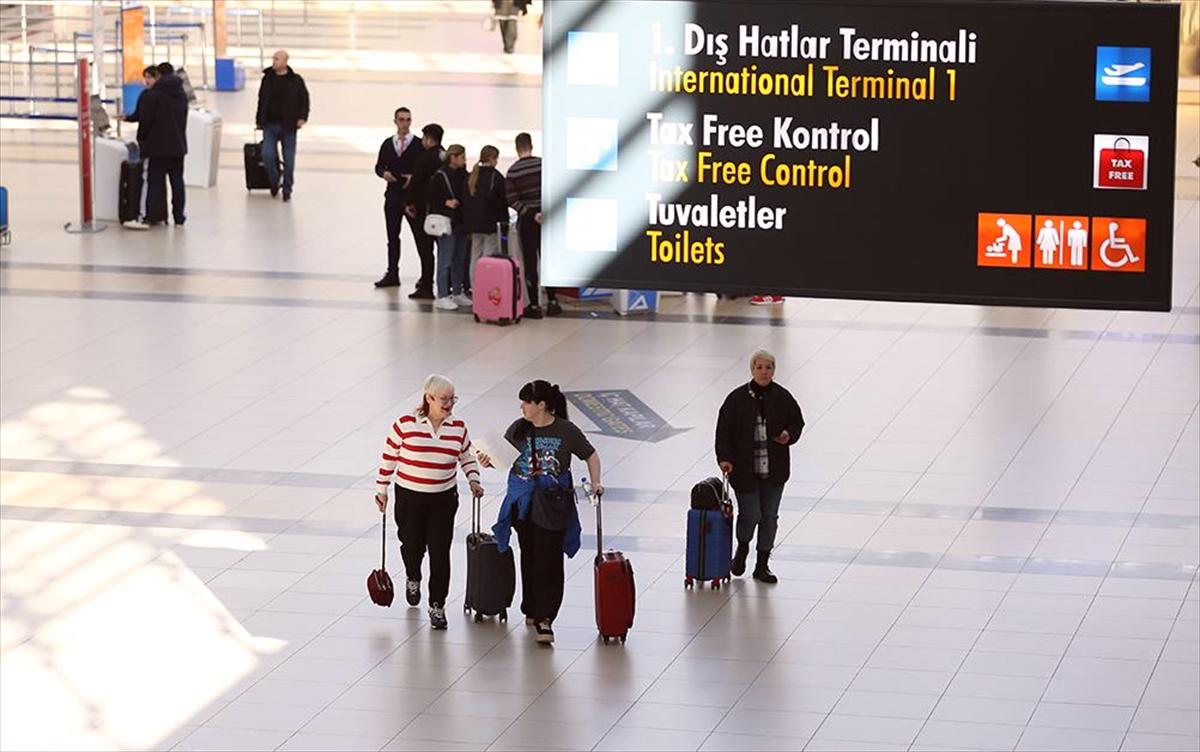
[2,4,1199,752]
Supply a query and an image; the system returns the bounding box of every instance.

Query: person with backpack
[374,374,489,630]
[462,145,509,288]
[426,144,469,311]
[491,380,603,645]
[714,350,804,584]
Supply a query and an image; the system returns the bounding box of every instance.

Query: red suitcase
[591,484,634,644]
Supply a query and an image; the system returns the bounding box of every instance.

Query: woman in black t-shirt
[491,380,602,645]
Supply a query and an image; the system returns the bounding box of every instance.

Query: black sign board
[542,0,1179,311]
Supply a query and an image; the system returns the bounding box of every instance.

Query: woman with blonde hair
[463,144,510,287]
[374,374,490,629]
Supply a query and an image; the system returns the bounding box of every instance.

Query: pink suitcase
[472,224,525,325]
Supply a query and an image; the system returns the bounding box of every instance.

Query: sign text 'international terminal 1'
[541,0,1179,311]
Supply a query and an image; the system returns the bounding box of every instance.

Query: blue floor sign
[565,390,687,442]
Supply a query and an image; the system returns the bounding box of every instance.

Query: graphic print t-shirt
[504,418,595,480]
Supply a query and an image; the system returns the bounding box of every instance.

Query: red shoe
[749,295,784,306]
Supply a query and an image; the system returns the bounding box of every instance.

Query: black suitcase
[463,493,515,622]
[243,139,278,191]
[118,159,143,223]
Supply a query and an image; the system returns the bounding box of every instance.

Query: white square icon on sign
[567,31,619,86]
[565,198,618,252]
[566,117,618,172]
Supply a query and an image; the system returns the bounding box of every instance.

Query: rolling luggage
[243,134,278,191]
[118,159,144,223]
[591,483,634,644]
[95,137,139,222]
[464,493,515,622]
[472,221,525,325]
[685,476,734,590]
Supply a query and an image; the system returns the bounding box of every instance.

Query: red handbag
[367,509,394,607]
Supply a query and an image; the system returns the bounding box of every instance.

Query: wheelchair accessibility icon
[1091,217,1146,273]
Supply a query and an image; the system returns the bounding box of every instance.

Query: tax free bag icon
[1095,135,1148,190]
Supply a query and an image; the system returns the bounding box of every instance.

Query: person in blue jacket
[492,380,602,645]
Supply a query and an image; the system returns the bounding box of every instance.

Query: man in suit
[374,107,431,292]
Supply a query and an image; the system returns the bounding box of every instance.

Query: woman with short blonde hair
[374,374,488,629]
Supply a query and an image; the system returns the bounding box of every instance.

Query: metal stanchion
[65,59,106,235]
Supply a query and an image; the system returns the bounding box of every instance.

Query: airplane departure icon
[1101,62,1147,87]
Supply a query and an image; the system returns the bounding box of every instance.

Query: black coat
[406,147,444,215]
[462,166,508,234]
[715,381,804,492]
[128,74,188,158]
[374,134,424,198]
[426,166,467,226]
[255,66,310,129]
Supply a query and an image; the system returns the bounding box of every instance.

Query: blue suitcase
[685,492,734,590]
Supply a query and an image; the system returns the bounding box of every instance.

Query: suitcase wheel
[684,577,694,589]
[619,635,627,644]
[473,314,479,322]
[463,603,471,613]
[711,579,721,590]
[499,610,507,623]
[474,612,485,623]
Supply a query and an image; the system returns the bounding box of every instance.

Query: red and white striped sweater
[376,413,481,493]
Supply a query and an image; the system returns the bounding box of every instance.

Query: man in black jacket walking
[125,62,188,228]
[255,49,310,201]
[715,350,804,584]
[373,107,432,293]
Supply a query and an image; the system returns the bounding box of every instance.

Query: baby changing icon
[977,213,1031,268]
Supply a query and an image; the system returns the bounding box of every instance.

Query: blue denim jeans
[734,482,785,552]
[261,123,297,195]
[436,228,468,297]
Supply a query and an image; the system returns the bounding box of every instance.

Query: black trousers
[385,197,435,288]
[394,484,459,606]
[515,517,566,623]
[518,211,559,304]
[147,155,185,224]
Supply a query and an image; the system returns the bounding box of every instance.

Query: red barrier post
[65,57,105,234]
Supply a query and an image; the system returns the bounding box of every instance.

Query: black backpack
[690,477,727,511]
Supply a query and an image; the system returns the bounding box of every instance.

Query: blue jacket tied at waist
[492,471,582,558]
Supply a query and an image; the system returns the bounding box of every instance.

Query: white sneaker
[122,219,150,230]
[452,293,473,307]
[434,297,459,311]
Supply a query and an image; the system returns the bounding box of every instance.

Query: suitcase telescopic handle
[584,477,603,554]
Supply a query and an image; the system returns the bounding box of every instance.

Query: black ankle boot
[752,551,778,584]
[731,540,750,577]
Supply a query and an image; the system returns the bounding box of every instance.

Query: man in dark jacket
[715,350,804,584]
[373,106,432,293]
[121,65,160,228]
[404,123,446,298]
[126,62,188,228]
[255,49,310,201]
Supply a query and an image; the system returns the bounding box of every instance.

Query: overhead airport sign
[542,1,1179,311]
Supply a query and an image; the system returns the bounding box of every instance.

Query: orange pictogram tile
[1090,217,1146,273]
[978,213,1032,268]
[1033,215,1091,270]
